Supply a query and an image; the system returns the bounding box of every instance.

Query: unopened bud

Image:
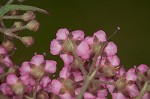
[2,40,14,52]
[26,20,39,31]
[22,11,36,21]
[21,36,34,47]
[13,22,23,29]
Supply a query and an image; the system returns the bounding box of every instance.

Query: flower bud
[22,11,36,21]
[2,40,14,52]
[13,22,23,29]
[21,36,34,47]
[26,20,39,31]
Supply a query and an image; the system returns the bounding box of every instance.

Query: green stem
[136,81,149,99]
[2,15,22,20]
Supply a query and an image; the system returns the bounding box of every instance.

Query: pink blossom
[30,54,44,66]
[126,84,139,98]
[20,62,31,75]
[0,83,13,95]
[59,92,73,99]
[25,85,33,93]
[126,67,137,81]
[84,92,96,99]
[6,74,18,85]
[50,39,62,55]
[73,71,83,82]
[75,87,81,96]
[56,28,69,40]
[29,77,35,86]
[106,79,115,93]
[59,66,70,79]
[0,45,7,55]
[107,55,120,66]
[0,67,4,74]
[72,30,85,40]
[20,75,30,85]
[85,36,94,45]
[137,64,149,74]
[40,76,51,88]
[50,79,62,95]
[105,42,117,56]
[60,54,73,65]
[2,56,13,67]
[44,60,57,74]
[76,40,90,59]
[143,92,150,99]
[112,92,127,99]
[97,89,108,98]
[93,30,107,42]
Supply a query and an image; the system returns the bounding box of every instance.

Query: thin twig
[2,15,22,20]
[107,27,120,40]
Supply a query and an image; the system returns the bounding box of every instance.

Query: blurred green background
[0,0,150,71]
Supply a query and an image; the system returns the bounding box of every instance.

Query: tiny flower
[56,28,69,40]
[137,64,149,74]
[105,42,117,56]
[30,54,44,66]
[59,92,73,99]
[97,89,108,98]
[59,66,70,79]
[0,45,7,55]
[26,20,39,31]
[20,75,30,85]
[126,67,137,81]
[21,36,34,47]
[84,92,96,99]
[60,54,73,65]
[2,40,15,52]
[44,60,57,74]
[22,11,36,21]
[40,76,51,88]
[112,92,127,99]
[20,62,31,75]
[72,71,83,82]
[50,39,62,55]
[107,55,120,66]
[76,40,90,59]
[50,79,62,95]
[72,30,85,40]
[6,74,18,85]
[0,83,13,95]
[93,30,107,42]
[126,84,139,98]
[85,36,94,45]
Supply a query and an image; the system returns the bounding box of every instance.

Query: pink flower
[44,60,57,74]
[112,92,127,99]
[50,79,62,95]
[60,54,73,65]
[2,56,13,67]
[117,67,126,77]
[85,36,94,45]
[126,84,139,98]
[75,87,81,96]
[30,54,44,66]
[25,85,33,93]
[76,40,90,59]
[0,45,7,55]
[137,64,149,74]
[50,39,62,55]
[84,92,96,99]
[97,89,108,98]
[106,79,115,93]
[72,30,85,40]
[59,66,70,79]
[143,92,150,99]
[126,67,137,81]
[40,76,51,88]
[0,83,13,95]
[56,28,69,40]
[93,30,107,42]
[20,75,30,85]
[6,74,18,85]
[107,55,120,66]
[20,62,31,75]
[73,71,83,82]
[59,92,73,99]
[105,42,117,56]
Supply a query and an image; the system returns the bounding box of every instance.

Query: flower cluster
[0,28,150,99]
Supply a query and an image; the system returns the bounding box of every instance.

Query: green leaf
[0,4,49,18]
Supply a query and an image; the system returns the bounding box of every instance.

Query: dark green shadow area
[0,0,150,97]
